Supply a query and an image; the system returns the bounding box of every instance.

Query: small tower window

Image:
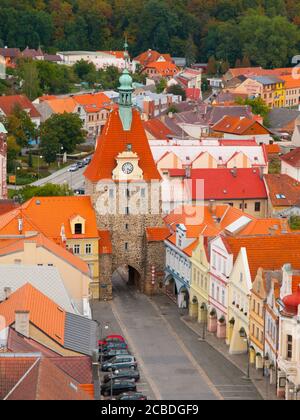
[127,144,132,151]
[75,223,82,234]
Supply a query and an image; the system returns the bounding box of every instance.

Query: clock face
[122,162,134,175]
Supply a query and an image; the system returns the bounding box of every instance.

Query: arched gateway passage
[112,265,142,292]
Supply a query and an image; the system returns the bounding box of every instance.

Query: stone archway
[178,286,189,310]
[112,265,142,291]
[165,275,178,302]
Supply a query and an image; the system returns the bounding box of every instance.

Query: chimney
[209,200,216,214]
[4,287,11,300]
[15,311,30,338]
[268,226,277,236]
[231,167,237,178]
[18,218,23,234]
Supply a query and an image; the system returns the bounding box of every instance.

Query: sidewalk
[181,315,281,401]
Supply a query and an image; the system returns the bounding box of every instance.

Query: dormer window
[75,223,82,235]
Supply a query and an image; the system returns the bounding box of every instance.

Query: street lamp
[37,155,43,180]
[15,165,21,187]
[58,146,64,167]
[239,327,250,380]
[99,324,109,367]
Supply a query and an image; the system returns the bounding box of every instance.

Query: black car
[101,380,137,397]
[103,369,140,383]
[101,349,130,362]
[116,392,148,401]
[101,355,137,372]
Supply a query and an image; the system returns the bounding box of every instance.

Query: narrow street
[92,273,262,401]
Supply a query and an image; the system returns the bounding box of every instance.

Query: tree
[2,104,37,147]
[235,97,270,124]
[18,60,41,100]
[156,79,167,94]
[73,59,97,81]
[167,84,187,101]
[207,56,217,75]
[289,215,300,231]
[28,152,33,168]
[6,135,21,172]
[17,183,73,203]
[40,113,86,163]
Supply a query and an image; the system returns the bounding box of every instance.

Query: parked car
[100,342,128,353]
[102,355,137,372]
[101,379,137,397]
[68,164,79,172]
[76,161,85,169]
[103,369,140,383]
[101,349,130,362]
[99,335,125,347]
[116,392,148,401]
[83,157,91,166]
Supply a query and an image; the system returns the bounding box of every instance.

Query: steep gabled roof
[212,115,270,135]
[84,108,161,182]
[281,148,300,168]
[0,95,40,118]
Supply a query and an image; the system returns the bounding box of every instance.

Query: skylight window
[276,194,286,199]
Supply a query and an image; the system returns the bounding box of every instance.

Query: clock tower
[84,67,167,300]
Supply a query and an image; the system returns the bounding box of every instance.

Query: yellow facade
[66,238,99,281]
[189,236,210,322]
[274,81,285,108]
[249,268,267,364]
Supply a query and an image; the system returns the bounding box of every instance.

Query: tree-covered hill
[1,0,300,67]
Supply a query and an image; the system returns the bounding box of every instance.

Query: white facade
[57,51,130,71]
[0,55,6,79]
[281,161,300,182]
[222,133,273,145]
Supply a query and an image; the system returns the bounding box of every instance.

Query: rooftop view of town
[1,0,300,405]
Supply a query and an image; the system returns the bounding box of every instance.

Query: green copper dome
[119,69,133,91]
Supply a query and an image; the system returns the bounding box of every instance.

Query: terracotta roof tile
[134,50,173,67]
[143,119,174,139]
[264,174,300,207]
[84,108,161,182]
[0,356,36,400]
[45,97,77,114]
[0,196,99,243]
[225,235,300,278]
[0,232,90,275]
[145,61,179,76]
[98,230,112,255]
[212,115,270,135]
[0,284,66,346]
[168,168,267,200]
[0,95,40,118]
[146,227,170,242]
[281,148,300,168]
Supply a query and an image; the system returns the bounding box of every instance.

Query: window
[125,207,130,215]
[74,244,80,255]
[125,242,129,251]
[287,335,293,360]
[141,188,146,198]
[86,244,92,254]
[75,223,82,235]
[255,202,261,212]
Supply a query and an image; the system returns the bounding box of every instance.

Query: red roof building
[212,115,271,136]
[84,108,161,182]
[0,95,40,121]
[142,61,179,80]
[134,49,173,67]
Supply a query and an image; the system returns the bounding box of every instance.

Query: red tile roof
[146,227,170,242]
[143,119,174,139]
[0,356,36,400]
[0,200,18,216]
[0,232,90,275]
[264,174,300,207]
[4,357,92,400]
[98,230,112,255]
[0,196,99,244]
[134,50,173,67]
[145,61,179,77]
[212,115,270,135]
[225,235,300,278]
[168,168,267,200]
[264,143,281,155]
[0,95,40,118]
[0,283,66,346]
[281,148,300,168]
[84,108,161,182]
